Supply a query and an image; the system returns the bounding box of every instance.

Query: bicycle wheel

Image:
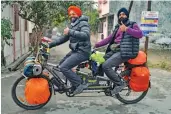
[11,75,52,110]
[65,79,75,97]
[115,70,149,104]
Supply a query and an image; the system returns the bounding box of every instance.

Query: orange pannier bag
[129,67,150,92]
[128,51,147,65]
[25,78,50,105]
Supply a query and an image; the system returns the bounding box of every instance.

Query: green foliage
[1,18,13,46]
[86,9,99,33]
[2,1,99,33]
[51,1,95,26]
[1,18,13,66]
[51,1,99,33]
[160,61,167,69]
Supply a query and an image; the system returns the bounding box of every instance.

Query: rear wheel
[11,76,52,110]
[115,70,149,104]
[115,87,148,104]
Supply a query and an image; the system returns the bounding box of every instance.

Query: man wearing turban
[94,8,143,94]
[48,6,91,95]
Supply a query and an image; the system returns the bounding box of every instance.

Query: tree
[51,1,99,33]
[1,1,99,53]
[86,9,99,34]
[1,18,13,66]
[2,1,57,52]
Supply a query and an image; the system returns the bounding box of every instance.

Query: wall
[1,6,14,65]
[98,0,110,18]
[1,5,31,66]
[109,1,171,35]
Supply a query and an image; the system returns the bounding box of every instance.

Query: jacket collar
[71,18,80,27]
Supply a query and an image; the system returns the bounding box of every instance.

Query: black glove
[48,41,57,48]
[41,42,49,48]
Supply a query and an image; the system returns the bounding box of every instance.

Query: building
[1,4,34,66]
[97,0,115,41]
[97,0,146,41]
[97,0,171,43]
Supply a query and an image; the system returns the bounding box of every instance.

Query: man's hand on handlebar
[41,43,49,48]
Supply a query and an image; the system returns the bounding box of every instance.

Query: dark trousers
[103,51,129,85]
[59,51,89,87]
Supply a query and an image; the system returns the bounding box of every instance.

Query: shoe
[68,86,77,93]
[73,84,88,95]
[111,82,127,95]
[53,85,59,91]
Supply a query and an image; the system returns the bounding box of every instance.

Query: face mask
[71,17,78,23]
[118,17,128,25]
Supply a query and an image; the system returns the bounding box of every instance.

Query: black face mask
[71,17,78,23]
[118,17,128,25]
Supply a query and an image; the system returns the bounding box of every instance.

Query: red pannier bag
[129,67,150,92]
[25,78,50,105]
[128,51,147,65]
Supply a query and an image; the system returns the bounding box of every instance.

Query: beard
[118,17,128,25]
[70,17,78,23]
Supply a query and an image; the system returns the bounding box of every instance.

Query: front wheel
[11,76,52,110]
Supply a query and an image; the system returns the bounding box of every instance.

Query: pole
[128,1,134,13]
[144,0,151,54]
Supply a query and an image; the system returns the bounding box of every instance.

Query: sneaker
[53,85,59,91]
[73,84,88,95]
[111,82,127,95]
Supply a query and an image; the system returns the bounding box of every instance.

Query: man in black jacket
[48,6,91,94]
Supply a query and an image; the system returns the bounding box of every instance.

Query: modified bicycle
[11,37,150,110]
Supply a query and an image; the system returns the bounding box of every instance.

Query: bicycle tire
[115,70,149,104]
[11,76,52,110]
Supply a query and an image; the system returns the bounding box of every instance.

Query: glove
[48,41,57,48]
[41,42,49,48]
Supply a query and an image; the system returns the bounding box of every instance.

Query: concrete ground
[1,42,171,114]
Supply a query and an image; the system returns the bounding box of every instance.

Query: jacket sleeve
[49,35,69,48]
[95,34,113,48]
[68,21,90,41]
[126,24,143,38]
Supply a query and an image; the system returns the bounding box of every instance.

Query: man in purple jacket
[95,8,143,94]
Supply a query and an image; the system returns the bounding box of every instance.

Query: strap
[128,21,136,28]
[109,24,120,45]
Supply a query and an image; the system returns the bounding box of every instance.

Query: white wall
[14,31,21,59]
[98,0,109,18]
[97,0,110,43]
[103,16,108,38]
[1,5,31,65]
[25,21,30,53]
[28,21,34,33]
[1,6,14,65]
[25,31,29,52]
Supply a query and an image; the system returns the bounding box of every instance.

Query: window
[103,0,107,4]
[14,4,19,31]
[98,17,106,33]
[98,21,103,33]
[25,20,27,31]
[108,15,114,35]
[98,0,102,4]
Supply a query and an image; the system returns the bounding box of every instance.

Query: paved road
[1,42,171,114]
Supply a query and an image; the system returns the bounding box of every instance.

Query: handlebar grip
[41,43,48,48]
